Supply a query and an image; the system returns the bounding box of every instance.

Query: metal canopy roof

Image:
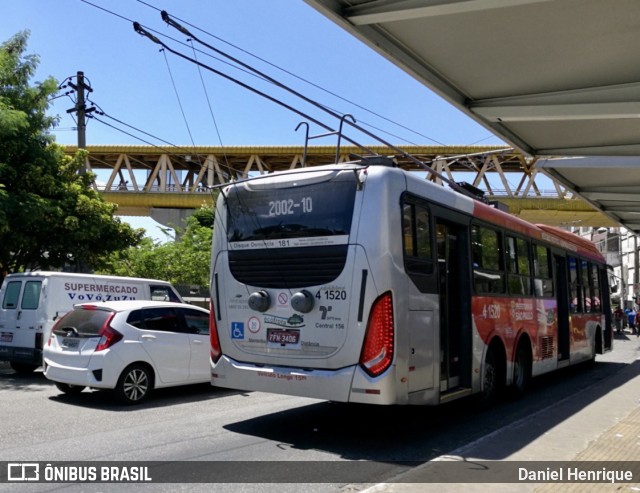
[304,0,640,232]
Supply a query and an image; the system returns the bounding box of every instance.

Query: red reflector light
[359,292,394,377]
[209,300,222,364]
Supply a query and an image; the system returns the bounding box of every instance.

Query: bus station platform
[364,333,640,493]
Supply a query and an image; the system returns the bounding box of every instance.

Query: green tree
[98,204,214,287]
[0,31,143,279]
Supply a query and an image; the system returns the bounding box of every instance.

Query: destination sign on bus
[226,174,357,244]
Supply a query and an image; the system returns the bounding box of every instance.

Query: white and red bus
[208,158,612,405]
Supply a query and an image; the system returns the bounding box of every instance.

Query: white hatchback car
[43,300,210,404]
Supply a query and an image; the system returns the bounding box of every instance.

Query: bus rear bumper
[211,355,398,404]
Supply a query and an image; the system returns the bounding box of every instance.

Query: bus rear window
[226,173,357,246]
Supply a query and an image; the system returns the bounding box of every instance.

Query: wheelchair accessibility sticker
[231,322,245,339]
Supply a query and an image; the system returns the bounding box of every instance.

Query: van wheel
[115,364,153,404]
[10,362,38,374]
[55,382,85,394]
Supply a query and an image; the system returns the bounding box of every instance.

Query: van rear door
[0,278,45,365]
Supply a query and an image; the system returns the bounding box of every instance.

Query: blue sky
[4,0,507,238]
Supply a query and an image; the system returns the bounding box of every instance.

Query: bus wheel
[587,330,599,366]
[509,343,531,399]
[10,362,38,374]
[479,347,503,406]
[55,382,86,395]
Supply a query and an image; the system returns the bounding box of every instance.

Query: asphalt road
[0,333,638,493]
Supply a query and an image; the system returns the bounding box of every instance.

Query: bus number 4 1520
[482,303,501,319]
[316,290,347,301]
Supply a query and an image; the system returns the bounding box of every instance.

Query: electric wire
[90,114,236,182]
[88,114,227,193]
[79,1,498,196]
[75,1,239,179]
[160,11,384,155]
[89,115,159,148]
[85,98,238,180]
[137,0,448,146]
[137,19,471,194]
[187,38,231,171]
[160,48,203,169]
[84,0,444,149]
[82,2,516,268]
[134,22,376,154]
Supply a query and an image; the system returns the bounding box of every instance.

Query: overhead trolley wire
[146,12,473,195]
[187,38,232,172]
[81,0,449,149]
[160,48,203,169]
[76,1,243,182]
[136,0,447,146]
[133,22,375,152]
[80,0,492,195]
[159,11,380,154]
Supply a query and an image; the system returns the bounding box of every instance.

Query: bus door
[435,218,471,391]
[554,255,570,362]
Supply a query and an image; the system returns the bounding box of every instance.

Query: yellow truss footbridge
[65,145,616,228]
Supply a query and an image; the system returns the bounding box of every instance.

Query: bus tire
[479,345,504,407]
[587,329,599,367]
[115,363,153,405]
[55,382,86,395]
[10,362,38,374]
[509,342,531,399]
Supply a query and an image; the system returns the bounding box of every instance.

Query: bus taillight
[359,292,394,377]
[209,301,222,364]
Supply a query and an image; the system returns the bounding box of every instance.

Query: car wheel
[115,364,153,404]
[55,382,86,394]
[10,362,38,374]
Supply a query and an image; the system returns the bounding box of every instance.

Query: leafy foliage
[0,32,143,278]
[98,204,214,287]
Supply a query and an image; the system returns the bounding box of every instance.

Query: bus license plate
[0,332,12,343]
[267,329,300,346]
[62,338,80,349]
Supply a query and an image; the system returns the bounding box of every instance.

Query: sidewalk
[364,336,640,493]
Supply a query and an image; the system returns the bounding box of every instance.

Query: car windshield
[54,309,112,336]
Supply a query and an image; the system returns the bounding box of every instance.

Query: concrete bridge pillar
[150,207,195,231]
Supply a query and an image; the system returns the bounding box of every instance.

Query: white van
[0,272,184,373]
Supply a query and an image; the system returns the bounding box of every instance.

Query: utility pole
[65,72,95,273]
[66,71,95,173]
